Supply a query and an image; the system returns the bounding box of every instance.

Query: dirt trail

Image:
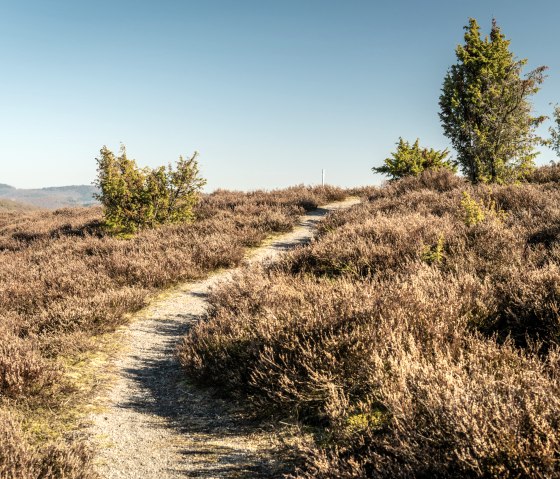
[89,197,360,479]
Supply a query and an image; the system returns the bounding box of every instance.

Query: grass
[0,184,347,478]
[179,168,560,478]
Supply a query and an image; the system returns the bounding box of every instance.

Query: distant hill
[0,184,98,209]
[0,183,16,194]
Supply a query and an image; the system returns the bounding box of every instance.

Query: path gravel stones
[89,198,360,479]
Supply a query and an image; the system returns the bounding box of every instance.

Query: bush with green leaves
[372,137,456,180]
[94,145,206,233]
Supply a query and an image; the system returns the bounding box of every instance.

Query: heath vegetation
[179,167,560,478]
[4,13,560,479]
[178,21,560,465]
[0,185,346,478]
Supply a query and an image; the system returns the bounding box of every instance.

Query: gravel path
[89,198,360,479]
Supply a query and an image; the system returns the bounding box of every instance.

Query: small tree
[94,145,206,233]
[372,137,456,180]
[439,18,547,184]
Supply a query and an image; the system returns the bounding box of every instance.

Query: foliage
[372,137,456,180]
[94,145,206,233]
[460,191,486,226]
[180,167,560,478]
[549,104,560,158]
[421,234,445,264]
[0,185,347,478]
[460,191,507,226]
[439,18,547,184]
[524,161,560,183]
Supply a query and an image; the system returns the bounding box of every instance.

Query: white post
[322,169,325,187]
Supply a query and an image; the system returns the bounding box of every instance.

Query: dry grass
[179,168,560,478]
[0,185,346,478]
[0,199,37,212]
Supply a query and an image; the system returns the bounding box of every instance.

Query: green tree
[439,18,547,183]
[94,145,206,233]
[549,104,560,158]
[372,137,456,180]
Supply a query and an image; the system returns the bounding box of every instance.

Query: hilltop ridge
[0,183,98,208]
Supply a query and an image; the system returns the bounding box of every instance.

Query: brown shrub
[36,442,97,479]
[181,264,560,477]
[376,168,467,196]
[524,163,560,184]
[0,337,61,398]
[288,211,460,278]
[179,172,560,477]
[0,409,97,479]
[0,185,347,477]
[0,410,37,478]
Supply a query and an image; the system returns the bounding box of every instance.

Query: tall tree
[439,18,547,183]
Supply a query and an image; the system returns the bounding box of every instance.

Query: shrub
[0,410,97,479]
[524,162,560,184]
[421,234,445,265]
[179,173,560,477]
[461,191,486,226]
[0,185,348,476]
[0,338,61,398]
[372,137,456,180]
[94,145,206,233]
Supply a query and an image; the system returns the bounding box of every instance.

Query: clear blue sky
[1,0,559,191]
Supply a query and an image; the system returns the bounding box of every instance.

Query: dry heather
[0,185,346,478]
[0,199,37,212]
[180,168,560,478]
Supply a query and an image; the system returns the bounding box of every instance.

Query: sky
[0,0,559,191]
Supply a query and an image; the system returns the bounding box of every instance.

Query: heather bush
[0,338,61,398]
[378,167,466,195]
[524,162,560,184]
[0,185,346,478]
[0,409,96,479]
[180,166,560,477]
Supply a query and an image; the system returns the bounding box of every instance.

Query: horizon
[1,0,559,191]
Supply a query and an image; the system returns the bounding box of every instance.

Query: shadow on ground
[120,301,289,478]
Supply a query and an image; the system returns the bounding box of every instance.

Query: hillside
[0,198,38,212]
[0,185,348,478]
[180,167,560,478]
[2,170,560,478]
[0,183,98,208]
